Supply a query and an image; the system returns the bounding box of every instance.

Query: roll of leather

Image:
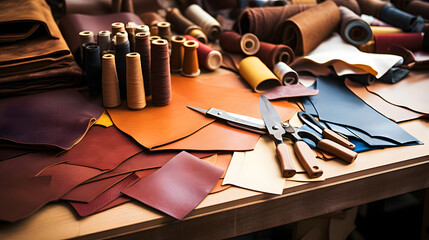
[379,4,427,32]
[356,0,389,17]
[59,12,143,57]
[282,0,341,56]
[374,32,424,54]
[339,6,372,46]
[235,4,313,44]
[239,56,281,92]
[256,41,295,68]
[324,0,361,15]
[392,0,429,20]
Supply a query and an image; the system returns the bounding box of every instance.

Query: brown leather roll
[356,0,389,17]
[282,0,341,56]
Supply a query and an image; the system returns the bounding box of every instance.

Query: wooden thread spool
[181,40,200,77]
[219,31,260,55]
[185,35,222,71]
[101,54,121,108]
[170,35,186,72]
[126,52,146,110]
[151,39,171,106]
[98,30,111,56]
[157,21,172,45]
[273,62,299,85]
[111,22,125,36]
[185,4,221,41]
[135,32,151,96]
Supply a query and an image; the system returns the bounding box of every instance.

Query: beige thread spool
[185,4,221,41]
[181,40,200,77]
[170,35,186,72]
[111,22,125,36]
[157,21,172,45]
[273,62,299,85]
[79,31,95,45]
[98,30,111,55]
[135,24,150,35]
[126,52,146,110]
[126,22,137,51]
[101,54,121,108]
[115,31,128,45]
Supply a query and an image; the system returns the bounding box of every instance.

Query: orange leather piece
[108,72,299,151]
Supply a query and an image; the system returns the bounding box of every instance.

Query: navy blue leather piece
[306,75,420,146]
[379,4,426,32]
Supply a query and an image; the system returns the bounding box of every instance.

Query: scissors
[188,96,358,178]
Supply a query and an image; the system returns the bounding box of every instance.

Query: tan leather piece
[366,70,429,114]
[0,0,73,78]
[345,78,424,122]
[283,1,341,56]
[108,72,299,150]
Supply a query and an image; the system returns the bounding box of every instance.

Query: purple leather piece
[263,84,319,100]
[59,12,143,55]
[0,89,104,150]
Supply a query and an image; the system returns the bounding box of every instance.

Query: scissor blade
[187,106,208,114]
[259,95,285,140]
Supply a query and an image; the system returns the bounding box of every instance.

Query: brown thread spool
[111,22,125,36]
[157,21,172,45]
[170,35,186,72]
[185,4,221,41]
[219,31,260,55]
[166,8,201,36]
[185,35,222,71]
[126,52,146,110]
[181,40,200,77]
[126,22,137,51]
[101,54,121,108]
[140,12,164,36]
[150,35,161,42]
[151,39,171,106]
[135,32,152,96]
[187,28,208,44]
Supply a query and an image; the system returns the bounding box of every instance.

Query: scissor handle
[276,143,297,178]
[293,141,323,178]
[322,129,356,150]
[317,139,358,163]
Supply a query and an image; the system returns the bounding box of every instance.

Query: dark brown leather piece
[0,89,104,150]
[122,151,224,220]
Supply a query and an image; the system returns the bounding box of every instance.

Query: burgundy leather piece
[59,12,143,55]
[62,173,131,202]
[235,4,313,44]
[263,84,319,100]
[65,0,112,15]
[0,61,83,98]
[122,151,224,220]
[69,174,139,217]
[0,176,52,222]
[374,33,424,54]
[39,163,102,200]
[0,148,33,161]
[58,126,142,170]
[87,151,215,182]
[0,89,104,150]
[96,196,131,213]
[282,1,341,56]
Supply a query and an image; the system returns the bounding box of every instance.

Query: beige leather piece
[366,70,429,114]
[345,78,424,122]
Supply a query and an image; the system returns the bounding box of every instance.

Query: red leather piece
[96,196,131,213]
[69,174,139,217]
[122,151,224,220]
[0,89,104,150]
[62,173,131,203]
[58,125,143,170]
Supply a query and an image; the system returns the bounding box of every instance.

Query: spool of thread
[239,56,281,92]
[185,4,221,41]
[79,31,95,64]
[126,22,137,51]
[219,31,260,55]
[170,35,186,72]
[126,52,146,110]
[166,8,201,36]
[150,35,162,42]
[151,39,171,106]
[101,54,121,108]
[187,28,208,44]
[135,24,150,35]
[111,22,125,36]
[81,42,97,71]
[98,30,112,56]
[181,40,200,77]
[256,41,295,68]
[157,21,172,45]
[273,62,299,85]
[114,32,130,99]
[135,32,151,96]
[339,6,372,46]
[185,35,222,71]
[83,44,102,96]
[139,12,164,36]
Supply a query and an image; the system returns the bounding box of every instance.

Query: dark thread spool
[135,32,152,96]
[151,39,171,106]
[170,35,186,72]
[126,22,137,51]
[83,44,102,96]
[79,31,95,65]
[140,12,165,36]
[101,53,121,108]
[166,8,203,37]
[256,41,295,68]
[219,31,260,55]
[126,52,146,110]
[185,35,222,71]
[157,21,172,45]
[181,40,200,77]
[114,32,130,99]
[98,30,112,56]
